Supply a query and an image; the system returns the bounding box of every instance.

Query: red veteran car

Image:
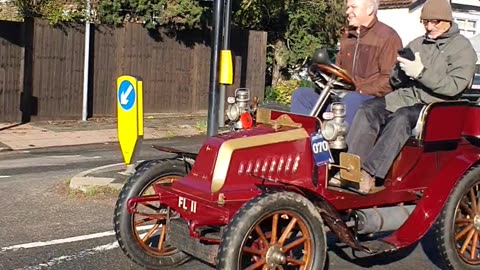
[113,49,480,270]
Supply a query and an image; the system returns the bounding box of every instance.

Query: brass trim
[256,108,272,124]
[211,128,309,193]
[417,100,470,140]
[256,109,302,129]
[417,102,435,141]
[339,152,361,183]
[271,114,302,130]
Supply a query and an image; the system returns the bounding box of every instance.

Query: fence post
[20,18,34,123]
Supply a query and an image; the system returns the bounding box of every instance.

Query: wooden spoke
[254,225,269,247]
[461,229,476,255]
[278,218,298,245]
[460,202,475,217]
[157,225,167,251]
[286,257,306,265]
[242,246,264,256]
[456,224,474,241]
[283,236,306,252]
[471,189,478,214]
[134,214,166,226]
[271,214,279,244]
[135,217,152,226]
[456,218,473,226]
[142,223,160,242]
[245,258,266,270]
[471,232,479,260]
[141,203,161,211]
[240,209,314,270]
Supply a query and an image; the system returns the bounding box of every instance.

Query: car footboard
[168,218,219,265]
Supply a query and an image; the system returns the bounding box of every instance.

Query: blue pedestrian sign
[118,80,136,111]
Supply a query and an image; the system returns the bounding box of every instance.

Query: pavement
[0,113,207,192]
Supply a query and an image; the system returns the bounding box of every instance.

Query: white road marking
[0,175,11,178]
[11,227,155,269]
[15,241,119,270]
[1,231,115,252]
[1,225,153,252]
[0,155,104,169]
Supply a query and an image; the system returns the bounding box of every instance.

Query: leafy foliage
[264,79,301,105]
[97,0,205,30]
[232,0,345,85]
[13,0,86,24]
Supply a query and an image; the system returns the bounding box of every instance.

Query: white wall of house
[451,0,480,8]
[377,7,424,45]
[378,4,480,43]
[453,11,480,38]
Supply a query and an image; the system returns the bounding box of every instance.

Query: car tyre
[114,159,190,269]
[216,191,327,270]
[433,165,480,269]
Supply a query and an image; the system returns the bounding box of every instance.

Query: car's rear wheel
[433,165,480,269]
[114,159,190,269]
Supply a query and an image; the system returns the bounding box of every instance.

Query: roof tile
[379,0,416,9]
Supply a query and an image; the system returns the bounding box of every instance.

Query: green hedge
[264,79,316,105]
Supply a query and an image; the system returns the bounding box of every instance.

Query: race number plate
[310,132,333,165]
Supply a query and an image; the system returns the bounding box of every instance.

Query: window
[455,18,477,38]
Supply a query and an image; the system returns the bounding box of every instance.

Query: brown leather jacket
[336,17,403,97]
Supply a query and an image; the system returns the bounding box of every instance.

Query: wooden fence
[0,19,267,122]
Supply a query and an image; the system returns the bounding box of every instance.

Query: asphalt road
[0,136,447,270]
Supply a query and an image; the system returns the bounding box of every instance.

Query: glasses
[421,19,441,25]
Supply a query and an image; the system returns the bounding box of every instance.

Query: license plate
[310,132,333,165]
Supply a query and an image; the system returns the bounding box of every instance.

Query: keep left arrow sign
[120,85,133,105]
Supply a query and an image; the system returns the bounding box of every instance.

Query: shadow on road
[0,123,24,131]
[420,229,446,270]
[324,232,418,269]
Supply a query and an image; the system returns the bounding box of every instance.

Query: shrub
[265,79,316,105]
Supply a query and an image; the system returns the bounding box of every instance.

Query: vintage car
[113,49,480,270]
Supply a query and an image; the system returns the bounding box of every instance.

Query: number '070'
[312,141,329,153]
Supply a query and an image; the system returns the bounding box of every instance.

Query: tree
[97,0,205,30]
[232,0,345,85]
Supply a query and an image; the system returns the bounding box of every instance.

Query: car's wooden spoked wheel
[241,211,313,270]
[454,183,480,264]
[131,176,181,256]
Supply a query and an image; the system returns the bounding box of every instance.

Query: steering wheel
[307,64,356,93]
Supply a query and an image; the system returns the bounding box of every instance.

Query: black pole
[222,0,232,50]
[217,0,232,127]
[207,0,224,137]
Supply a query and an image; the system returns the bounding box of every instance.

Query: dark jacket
[386,23,477,112]
[336,17,403,97]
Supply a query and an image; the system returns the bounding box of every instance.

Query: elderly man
[336,0,478,194]
[291,0,402,125]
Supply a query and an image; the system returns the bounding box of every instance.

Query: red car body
[125,100,480,266]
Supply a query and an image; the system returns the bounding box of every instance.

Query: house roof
[379,0,417,9]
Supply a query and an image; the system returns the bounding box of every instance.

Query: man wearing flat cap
[332,0,478,194]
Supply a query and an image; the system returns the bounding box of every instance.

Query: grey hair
[368,0,379,12]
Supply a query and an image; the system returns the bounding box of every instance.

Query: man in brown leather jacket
[291,0,402,125]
